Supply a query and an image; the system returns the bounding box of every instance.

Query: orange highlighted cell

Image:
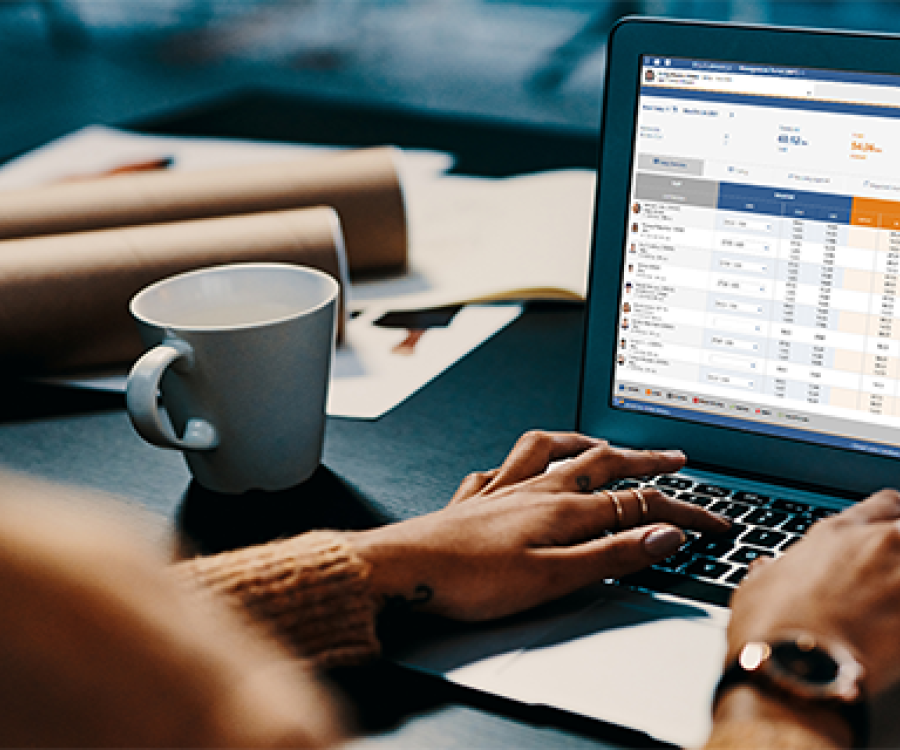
[851,196,900,228]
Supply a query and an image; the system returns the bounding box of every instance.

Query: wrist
[347,524,435,615]
[712,683,852,749]
[713,632,869,748]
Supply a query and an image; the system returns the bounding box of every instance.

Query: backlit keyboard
[604,474,839,607]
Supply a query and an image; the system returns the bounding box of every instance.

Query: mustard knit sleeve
[172,531,381,669]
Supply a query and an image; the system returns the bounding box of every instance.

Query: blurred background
[4,0,900,159]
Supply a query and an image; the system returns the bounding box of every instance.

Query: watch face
[771,640,840,686]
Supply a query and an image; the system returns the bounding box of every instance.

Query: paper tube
[0,207,348,374]
[0,146,407,275]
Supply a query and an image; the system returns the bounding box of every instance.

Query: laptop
[395,16,900,747]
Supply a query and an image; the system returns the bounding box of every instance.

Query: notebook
[395,17,900,747]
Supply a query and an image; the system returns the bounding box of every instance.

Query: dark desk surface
[0,92,657,749]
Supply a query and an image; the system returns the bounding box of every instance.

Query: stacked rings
[631,487,649,522]
[601,490,626,529]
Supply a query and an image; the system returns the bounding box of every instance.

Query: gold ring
[631,487,649,522]
[602,490,626,529]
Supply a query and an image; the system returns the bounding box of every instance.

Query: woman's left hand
[351,430,729,621]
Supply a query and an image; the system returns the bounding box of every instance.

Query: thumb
[578,523,686,579]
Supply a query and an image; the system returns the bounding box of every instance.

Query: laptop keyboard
[604,474,839,606]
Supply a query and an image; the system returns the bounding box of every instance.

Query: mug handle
[126,338,219,451]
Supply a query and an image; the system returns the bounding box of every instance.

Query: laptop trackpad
[455,589,728,748]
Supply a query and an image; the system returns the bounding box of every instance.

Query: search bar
[813,81,900,108]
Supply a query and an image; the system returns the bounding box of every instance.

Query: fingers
[833,488,900,526]
[640,489,731,533]
[483,431,604,492]
[450,469,498,504]
[554,442,686,492]
[591,486,729,534]
[538,523,688,586]
[744,555,775,582]
[549,488,729,549]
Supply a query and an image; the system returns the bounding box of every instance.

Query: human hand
[351,430,728,621]
[727,488,900,697]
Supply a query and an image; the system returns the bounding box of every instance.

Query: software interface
[615,56,900,458]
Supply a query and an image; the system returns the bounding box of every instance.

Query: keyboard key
[732,490,771,505]
[742,528,788,549]
[683,558,732,581]
[780,516,814,535]
[779,535,801,550]
[687,536,737,557]
[727,546,774,565]
[743,508,790,528]
[686,536,735,558]
[678,492,714,507]
[771,499,812,514]
[613,479,641,490]
[655,548,696,572]
[708,500,751,520]
[655,476,694,491]
[721,522,747,541]
[724,567,748,586]
[809,507,838,520]
[695,483,732,498]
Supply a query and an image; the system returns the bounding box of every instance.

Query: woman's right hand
[727,487,900,697]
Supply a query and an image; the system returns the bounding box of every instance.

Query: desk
[0,92,654,749]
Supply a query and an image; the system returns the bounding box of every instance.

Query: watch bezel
[738,631,865,703]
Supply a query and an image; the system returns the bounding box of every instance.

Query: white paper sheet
[329,303,522,418]
[353,168,595,311]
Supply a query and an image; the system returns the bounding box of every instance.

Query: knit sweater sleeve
[172,531,381,669]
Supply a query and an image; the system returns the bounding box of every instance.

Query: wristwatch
[713,631,869,747]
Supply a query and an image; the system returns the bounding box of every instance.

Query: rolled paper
[0,206,348,374]
[0,146,407,275]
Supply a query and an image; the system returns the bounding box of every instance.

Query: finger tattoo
[576,475,592,493]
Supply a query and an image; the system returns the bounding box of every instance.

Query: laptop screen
[614,55,900,460]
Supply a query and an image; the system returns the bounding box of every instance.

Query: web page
[614,56,900,458]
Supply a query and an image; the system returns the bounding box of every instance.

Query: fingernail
[643,527,685,556]
[660,450,685,460]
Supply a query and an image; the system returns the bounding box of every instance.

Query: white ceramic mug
[126,262,338,494]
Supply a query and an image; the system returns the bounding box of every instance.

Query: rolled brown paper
[0,146,407,275]
[0,206,348,374]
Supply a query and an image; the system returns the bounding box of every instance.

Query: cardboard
[0,146,406,275]
[0,207,348,373]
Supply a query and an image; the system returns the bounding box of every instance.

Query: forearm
[173,531,382,669]
[703,686,850,750]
